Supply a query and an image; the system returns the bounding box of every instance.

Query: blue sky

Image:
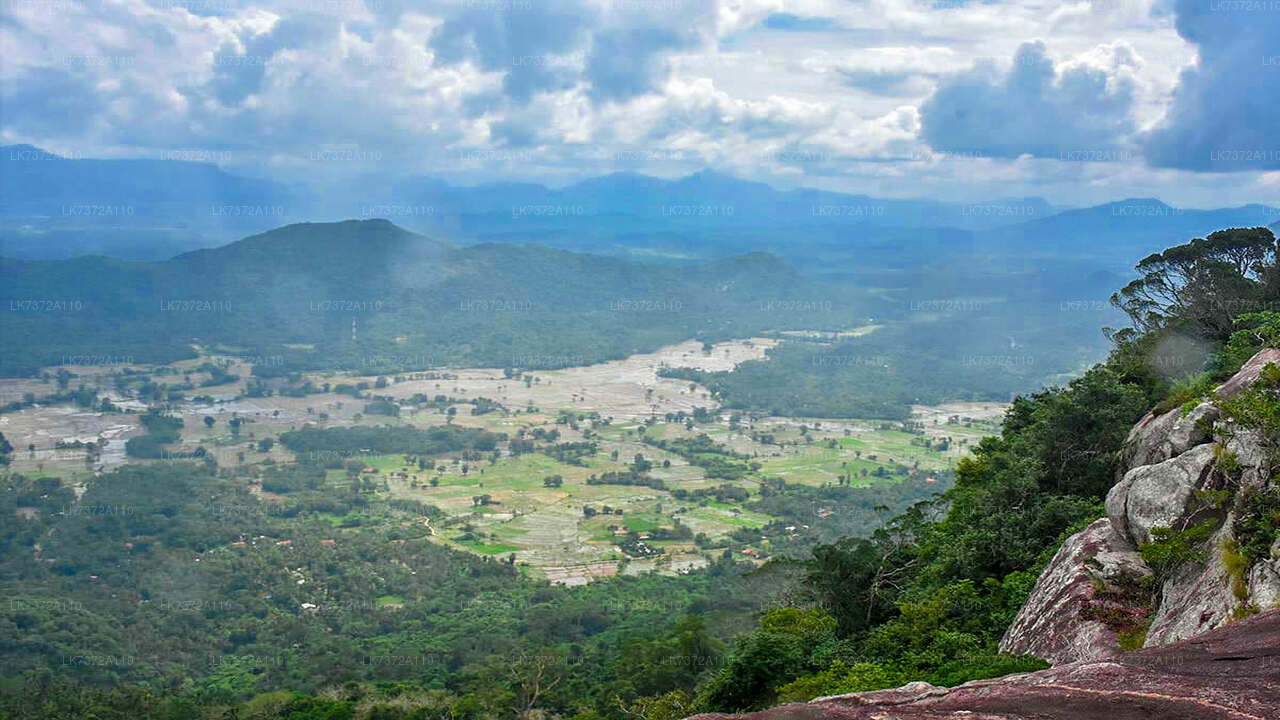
[1,0,1277,206]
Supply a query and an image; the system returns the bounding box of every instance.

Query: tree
[508,649,566,719]
[1111,227,1277,339]
[696,608,833,711]
[203,416,215,428]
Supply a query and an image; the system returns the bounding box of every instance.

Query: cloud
[0,0,1274,207]
[919,40,1138,160]
[429,0,592,102]
[761,12,841,32]
[427,0,714,104]
[206,14,337,106]
[839,68,934,96]
[1142,0,1280,171]
[585,26,687,101]
[0,68,103,136]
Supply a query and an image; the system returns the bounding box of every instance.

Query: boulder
[1106,442,1217,546]
[686,609,1280,720]
[999,518,1149,665]
[1119,401,1217,473]
[1225,428,1274,492]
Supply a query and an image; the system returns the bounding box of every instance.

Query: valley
[1,337,999,585]
[4,2,1280,717]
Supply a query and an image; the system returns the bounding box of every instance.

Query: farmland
[1,337,1003,584]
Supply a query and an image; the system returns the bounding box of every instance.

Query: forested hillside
[0,220,845,376]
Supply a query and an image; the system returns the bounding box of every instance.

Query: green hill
[0,219,849,376]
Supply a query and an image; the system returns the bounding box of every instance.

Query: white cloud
[0,0,1275,205]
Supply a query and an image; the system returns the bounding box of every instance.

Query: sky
[1,0,1278,207]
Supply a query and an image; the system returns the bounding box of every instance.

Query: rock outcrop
[1215,347,1280,398]
[1001,348,1280,663]
[1107,441,1219,546]
[997,518,1148,665]
[687,608,1280,720]
[1118,400,1218,472]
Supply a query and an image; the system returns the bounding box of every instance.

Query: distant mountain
[0,144,288,208]
[4,145,1273,281]
[978,198,1280,263]
[0,219,854,376]
[0,147,1059,261]
[388,170,1058,238]
[0,145,300,260]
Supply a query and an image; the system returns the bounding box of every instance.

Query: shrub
[1139,519,1219,585]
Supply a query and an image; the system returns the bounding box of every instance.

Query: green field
[2,342,1003,582]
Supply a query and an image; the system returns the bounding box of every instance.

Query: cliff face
[688,607,1280,720]
[1000,347,1280,662]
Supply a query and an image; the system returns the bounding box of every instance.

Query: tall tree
[1111,227,1276,338]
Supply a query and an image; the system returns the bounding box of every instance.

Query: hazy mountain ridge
[5,146,1275,266]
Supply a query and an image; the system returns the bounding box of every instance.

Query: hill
[0,219,848,376]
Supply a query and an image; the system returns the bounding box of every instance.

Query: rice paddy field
[1,338,1005,585]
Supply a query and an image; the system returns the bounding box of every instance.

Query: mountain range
[4,146,1276,267]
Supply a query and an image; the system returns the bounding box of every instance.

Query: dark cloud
[429,1,592,102]
[429,0,709,104]
[585,26,685,102]
[206,14,338,106]
[1142,0,1280,171]
[919,41,1135,159]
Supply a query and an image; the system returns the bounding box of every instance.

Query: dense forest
[2,227,1278,720]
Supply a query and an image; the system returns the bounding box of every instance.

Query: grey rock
[1107,443,1217,546]
[1000,518,1150,665]
[1248,538,1280,611]
[1214,347,1280,399]
[1225,428,1273,492]
[1119,402,1218,473]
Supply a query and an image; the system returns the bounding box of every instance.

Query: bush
[1139,520,1219,584]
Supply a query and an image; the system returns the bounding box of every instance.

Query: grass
[684,505,775,529]
[623,514,664,532]
[314,513,348,527]
[459,540,522,555]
